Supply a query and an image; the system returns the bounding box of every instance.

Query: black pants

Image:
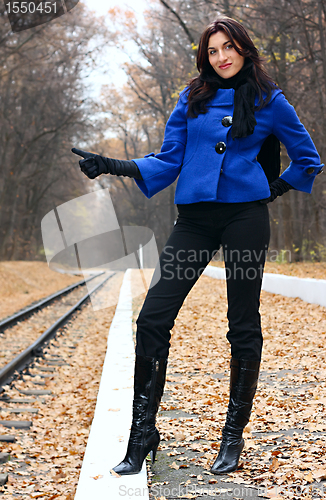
[136,201,270,361]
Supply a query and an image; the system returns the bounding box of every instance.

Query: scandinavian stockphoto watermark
[41,188,160,309]
[162,244,291,282]
[119,482,326,498]
[4,0,79,32]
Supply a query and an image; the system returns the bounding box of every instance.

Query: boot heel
[112,356,168,476]
[150,442,159,463]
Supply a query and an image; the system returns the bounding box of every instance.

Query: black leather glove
[71,148,143,180]
[260,178,293,204]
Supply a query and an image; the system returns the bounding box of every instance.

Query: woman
[72,17,323,475]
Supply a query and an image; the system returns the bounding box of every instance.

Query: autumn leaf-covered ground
[1,262,326,499]
[0,261,81,320]
[0,270,124,499]
[134,273,326,500]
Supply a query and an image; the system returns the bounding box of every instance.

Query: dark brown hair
[187,16,276,118]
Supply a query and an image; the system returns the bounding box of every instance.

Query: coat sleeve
[133,92,188,198]
[271,92,323,193]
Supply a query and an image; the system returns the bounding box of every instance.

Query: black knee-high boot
[211,358,260,474]
[112,355,168,475]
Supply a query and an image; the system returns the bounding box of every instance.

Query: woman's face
[208,30,245,79]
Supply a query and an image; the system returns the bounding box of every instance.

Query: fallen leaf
[91,474,103,480]
[269,457,279,472]
[110,469,121,478]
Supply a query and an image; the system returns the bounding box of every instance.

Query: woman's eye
[209,50,216,55]
[226,44,233,50]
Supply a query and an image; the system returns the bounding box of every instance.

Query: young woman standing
[72,17,323,475]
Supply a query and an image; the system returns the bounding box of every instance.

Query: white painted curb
[74,269,149,500]
[203,266,226,281]
[261,273,326,308]
[203,265,326,308]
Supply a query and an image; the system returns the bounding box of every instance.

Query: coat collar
[206,87,282,107]
[207,88,235,107]
[180,86,282,109]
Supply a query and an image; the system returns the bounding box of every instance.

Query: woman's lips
[219,63,232,69]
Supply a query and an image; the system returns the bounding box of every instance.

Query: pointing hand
[71,148,107,179]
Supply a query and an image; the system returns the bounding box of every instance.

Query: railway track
[0,272,103,332]
[0,270,116,488]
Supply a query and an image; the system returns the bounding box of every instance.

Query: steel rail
[0,272,114,388]
[0,272,104,332]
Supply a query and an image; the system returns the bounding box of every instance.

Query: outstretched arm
[72,89,188,198]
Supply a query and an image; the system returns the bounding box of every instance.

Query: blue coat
[133,88,323,203]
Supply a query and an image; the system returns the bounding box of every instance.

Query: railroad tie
[0,473,8,486]
[0,420,32,429]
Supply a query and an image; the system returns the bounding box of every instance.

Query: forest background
[0,0,325,262]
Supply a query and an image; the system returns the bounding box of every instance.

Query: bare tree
[0,3,111,260]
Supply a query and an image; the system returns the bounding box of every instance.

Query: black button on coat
[215,142,227,154]
[222,116,233,127]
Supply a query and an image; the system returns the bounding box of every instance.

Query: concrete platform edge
[203,265,326,308]
[74,269,148,500]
